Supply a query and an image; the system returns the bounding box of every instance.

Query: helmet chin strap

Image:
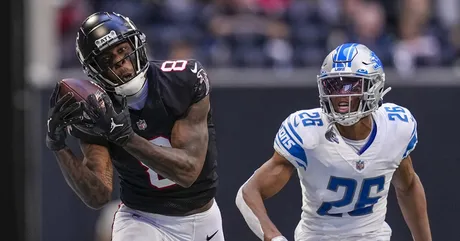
[324,87,391,141]
[114,69,148,96]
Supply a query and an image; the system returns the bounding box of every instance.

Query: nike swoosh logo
[191,63,198,73]
[206,230,218,241]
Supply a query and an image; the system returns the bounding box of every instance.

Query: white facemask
[113,68,148,96]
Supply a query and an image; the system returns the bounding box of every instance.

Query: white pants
[112,199,225,241]
[294,221,392,241]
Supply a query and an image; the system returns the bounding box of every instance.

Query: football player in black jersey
[45,12,224,241]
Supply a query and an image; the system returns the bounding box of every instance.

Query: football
[57,78,106,135]
[58,78,106,105]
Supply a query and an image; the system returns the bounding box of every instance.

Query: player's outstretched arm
[53,140,113,209]
[46,83,113,209]
[123,96,210,188]
[236,151,294,241]
[392,155,432,241]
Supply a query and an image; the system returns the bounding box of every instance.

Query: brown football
[58,78,106,104]
[57,78,106,135]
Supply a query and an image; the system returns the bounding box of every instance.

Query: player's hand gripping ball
[56,78,107,136]
[86,93,134,146]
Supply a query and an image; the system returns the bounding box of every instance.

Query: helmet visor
[321,77,364,96]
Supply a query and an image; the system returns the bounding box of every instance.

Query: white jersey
[273,103,418,236]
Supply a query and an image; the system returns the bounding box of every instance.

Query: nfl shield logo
[356,160,365,171]
[136,119,148,130]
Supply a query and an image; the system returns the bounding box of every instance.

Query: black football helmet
[76,12,149,96]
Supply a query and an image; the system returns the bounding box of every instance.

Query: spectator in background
[168,40,196,60]
[57,0,92,68]
[392,0,441,77]
[329,0,393,66]
[435,0,460,65]
[207,0,291,67]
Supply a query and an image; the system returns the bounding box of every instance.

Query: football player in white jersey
[235,43,432,241]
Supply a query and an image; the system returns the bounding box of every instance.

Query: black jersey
[69,59,218,215]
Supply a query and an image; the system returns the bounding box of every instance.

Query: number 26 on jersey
[317,175,385,217]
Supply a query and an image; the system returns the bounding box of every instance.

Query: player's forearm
[54,148,112,209]
[241,185,283,240]
[124,133,201,188]
[396,174,432,241]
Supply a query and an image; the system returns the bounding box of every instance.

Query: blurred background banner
[14,0,460,241]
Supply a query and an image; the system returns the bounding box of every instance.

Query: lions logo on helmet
[317,43,391,127]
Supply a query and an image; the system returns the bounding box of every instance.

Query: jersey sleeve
[402,110,418,159]
[156,59,211,117]
[273,113,308,170]
[67,125,108,146]
[191,61,210,103]
[381,103,419,160]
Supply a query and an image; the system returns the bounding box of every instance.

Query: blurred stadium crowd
[57,0,459,75]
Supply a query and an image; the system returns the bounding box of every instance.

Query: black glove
[46,83,85,151]
[86,93,133,146]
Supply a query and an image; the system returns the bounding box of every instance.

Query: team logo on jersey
[325,130,339,144]
[197,69,210,95]
[136,119,148,130]
[356,160,365,171]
